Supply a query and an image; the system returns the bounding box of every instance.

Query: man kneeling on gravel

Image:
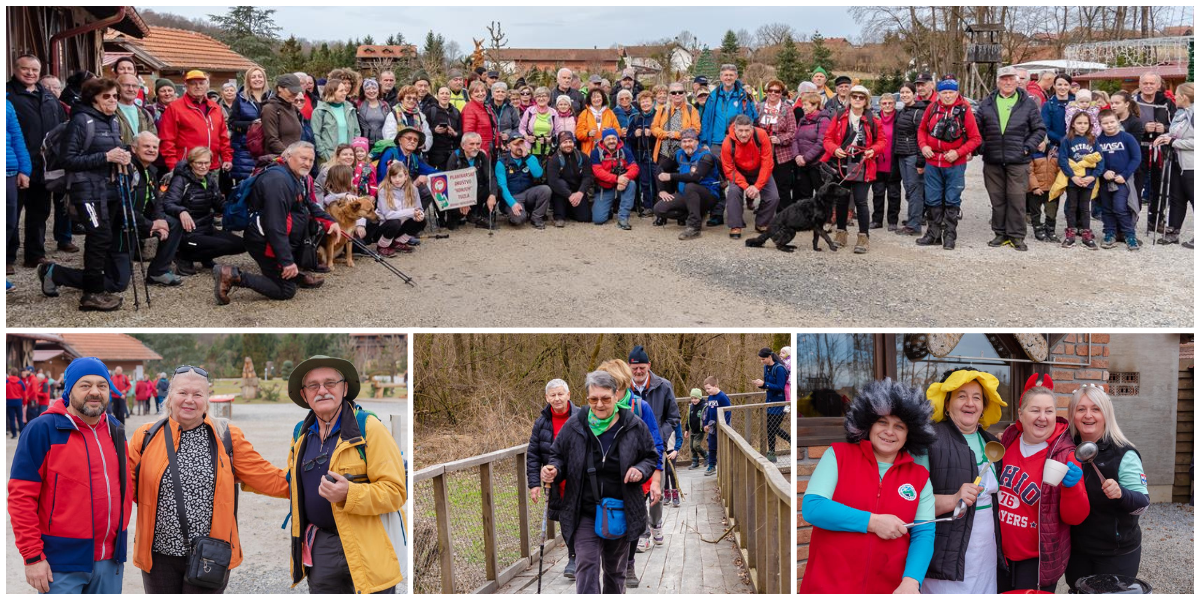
[285,355,407,594]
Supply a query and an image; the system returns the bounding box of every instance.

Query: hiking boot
[853,232,869,254]
[766,452,777,463]
[554,219,565,228]
[625,564,639,588]
[37,262,59,298]
[79,292,122,312]
[1126,236,1141,251]
[56,241,79,253]
[1044,219,1060,242]
[175,260,197,276]
[1011,239,1028,252]
[1183,239,1194,249]
[1157,228,1181,245]
[212,265,240,305]
[378,246,396,257]
[297,273,324,289]
[678,227,700,241]
[689,457,700,470]
[704,465,716,476]
[1033,226,1048,242]
[652,526,664,545]
[563,556,576,579]
[987,234,1007,247]
[617,219,631,231]
[148,271,183,286]
[897,226,920,236]
[653,216,666,226]
[729,227,742,239]
[833,229,848,249]
[533,220,546,230]
[916,207,943,246]
[22,257,47,269]
[706,214,724,227]
[887,223,897,232]
[1081,229,1098,250]
[672,490,681,507]
[1061,228,1076,248]
[1101,232,1117,249]
[942,207,961,250]
[869,219,883,229]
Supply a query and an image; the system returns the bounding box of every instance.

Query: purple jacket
[793,109,831,165]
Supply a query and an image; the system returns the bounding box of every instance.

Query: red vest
[800,440,930,594]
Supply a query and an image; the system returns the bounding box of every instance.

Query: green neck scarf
[616,389,633,410]
[588,406,618,437]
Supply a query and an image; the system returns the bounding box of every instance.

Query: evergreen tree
[422,31,447,78]
[775,34,805,89]
[809,31,834,73]
[693,47,718,80]
[208,6,281,73]
[279,35,306,73]
[720,30,746,73]
[362,34,375,46]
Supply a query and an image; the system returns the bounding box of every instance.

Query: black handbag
[164,425,232,590]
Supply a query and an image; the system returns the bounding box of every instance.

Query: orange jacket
[128,415,289,573]
[651,103,702,159]
[575,107,620,156]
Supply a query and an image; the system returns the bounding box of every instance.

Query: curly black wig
[844,378,936,457]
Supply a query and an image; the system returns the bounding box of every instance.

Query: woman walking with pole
[527,379,579,579]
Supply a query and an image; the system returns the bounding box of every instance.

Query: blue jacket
[703,391,732,431]
[613,104,636,131]
[1058,136,1105,182]
[376,145,436,183]
[494,153,544,207]
[7,100,32,177]
[229,89,267,179]
[762,361,788,413]
[1041,94,1075,148]
[700,80,758,148]
[631,398,665,470]
[626,109,657,163]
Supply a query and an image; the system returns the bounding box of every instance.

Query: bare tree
[755,23,797,49]
[736,28,756,51]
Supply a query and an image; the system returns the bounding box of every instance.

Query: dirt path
[5,165,1192,328]
[5,400,406,594]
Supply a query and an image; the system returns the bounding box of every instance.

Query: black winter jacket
[162,162,224,233]
[129,160,168,231]
[546,150,594,200]
[444,148,495,201]
[631,372,681,431]
[7,79,68,178]
[61,104,124,205]
[1134,91,1176,144]
[245,164,331,267]
[549,406,658,546]
[894,98,929,160]
[975,88,1046,166]
[526,403,579,520]
[423,102,462,169]
[924,420,1003,583]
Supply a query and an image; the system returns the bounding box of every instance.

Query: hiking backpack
[223,165,278,231]
[41,116,118,194]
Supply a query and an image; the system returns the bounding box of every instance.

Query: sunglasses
[175,365,209,379]
[767,89,783,94]
[669,91,685,96]
[520,91,532,96]
[100,93,118,100]
[303,452,329,472]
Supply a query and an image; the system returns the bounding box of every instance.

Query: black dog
[745,181,847,252]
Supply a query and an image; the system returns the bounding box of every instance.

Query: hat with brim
[925,370,1006,430]
[395,125,427,148]
[185,70,207,81]
[834,75,853,86]
[288,355,360,409]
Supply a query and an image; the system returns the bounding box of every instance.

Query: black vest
[1071,437,1143,556]
[924,420,1003,582]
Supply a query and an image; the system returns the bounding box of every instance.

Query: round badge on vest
[898,483,918,501]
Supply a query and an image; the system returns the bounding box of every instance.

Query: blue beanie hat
[629,345,650,364]
[601,128,621,141]
[61,357,118,403]
[936,78,959,93]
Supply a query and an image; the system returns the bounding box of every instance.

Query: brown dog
[319,196,377,271]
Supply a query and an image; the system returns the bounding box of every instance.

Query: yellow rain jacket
[287,402,407,593]
[1049,153,1102,201]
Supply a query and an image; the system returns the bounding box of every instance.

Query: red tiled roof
[357,45,416,59]
[107,26,259,73]
[57,334,162,362]
[491,48,621,63]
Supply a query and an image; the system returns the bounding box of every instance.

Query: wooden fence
[716,403,793,594]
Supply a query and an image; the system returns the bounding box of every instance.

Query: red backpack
[245,121,265,158]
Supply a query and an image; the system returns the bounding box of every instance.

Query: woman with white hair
[526,378,579,578]
[1064,384,1149,592]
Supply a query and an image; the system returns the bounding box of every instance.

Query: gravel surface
[5,400,407,594]
[1050,502,1193,594]
[6,164,1192,328]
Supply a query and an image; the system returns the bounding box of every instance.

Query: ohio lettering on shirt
[997,462,1043,530]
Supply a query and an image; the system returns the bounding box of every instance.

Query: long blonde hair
[1068,386,1134,448]
[376,161,417,211]
[243,67,268,102]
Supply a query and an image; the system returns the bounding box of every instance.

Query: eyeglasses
[100,93,118,100]
[669,91,686,96]
[303,452,329,472]
[302,379,345,393]
[175,365,209,378]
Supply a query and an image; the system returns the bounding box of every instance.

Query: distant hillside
[138,8,223,38]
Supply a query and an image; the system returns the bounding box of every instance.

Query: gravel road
[1051,501,1194,593]
[5,400,408,594]
[5,164,1192,328]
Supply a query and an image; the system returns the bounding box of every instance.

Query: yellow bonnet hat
[925,370,1006,429]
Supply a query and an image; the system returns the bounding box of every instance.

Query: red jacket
[7,398,132,571]
[22,374,37,405]
[821,110,889,182]
[135,380,154,402]
[999,418,1089,587]
[721,127,774,190]
[1026,81,1047,107]
[6,375,26,400]
[111,373,131,398]
[801,440,929,594]
[461,100,498,154]
[590,141,640,190]
[158,93,233,169]
[916,96,982,168]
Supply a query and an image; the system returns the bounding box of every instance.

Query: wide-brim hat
[394,125,427,147]
[925,370,1006,430]
[288,355,360,409]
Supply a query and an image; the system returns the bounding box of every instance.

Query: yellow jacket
[287,403,407,593]
[1050,153,1102,201]
[650,103,702,159]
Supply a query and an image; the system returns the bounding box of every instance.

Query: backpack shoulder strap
[213,417,238,520]
[352,404,375,463]
[133,417,168,496]
[110,419,127,505]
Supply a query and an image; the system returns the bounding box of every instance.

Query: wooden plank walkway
[496,465,756,594]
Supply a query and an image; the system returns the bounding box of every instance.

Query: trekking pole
[488,201,496,237]
[122,168,152,307]
[1157,151,1173,246]
[537,482,550,594]
[341,232,416,287]
[115,166,141,311]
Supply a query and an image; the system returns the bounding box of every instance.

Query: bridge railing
[671,391,768,463]
[717,403,793,595]
[413,444,552,594]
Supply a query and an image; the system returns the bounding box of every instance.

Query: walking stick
[537,483,550,594]
[341,232,416,287]
[1157,151,1173,246]
[121,167,152,307]
[114,166,142,310]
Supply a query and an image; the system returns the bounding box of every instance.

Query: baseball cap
[997,66,1019,78]
[621,67,636,80]
[589,74,602,84]
[916,72,934,83]
[185,70,207,81]
[693,75,708,85]
[275,73,303,94]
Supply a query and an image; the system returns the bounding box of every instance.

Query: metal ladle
[1075,441,1106,480]
[909,441,1006,528]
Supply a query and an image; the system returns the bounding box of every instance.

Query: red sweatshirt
[998,420,1089,562]
[721,127,774,190]
[551,408,570,498]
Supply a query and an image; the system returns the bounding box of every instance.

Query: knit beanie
[690,388,703,399]
[601,128,620,142]
[628,345,650,364]
[60,357,119,403]
[155,78,174,92]
[937,78,959,93]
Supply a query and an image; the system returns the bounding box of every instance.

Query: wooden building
[6,6,148,77]
[31,333,162,381]
[104,26,260,91]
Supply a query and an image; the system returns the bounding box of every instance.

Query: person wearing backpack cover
[284,356,407,594]
[916,76,982,250]
[128,365,289,593]
[8,357,133,593]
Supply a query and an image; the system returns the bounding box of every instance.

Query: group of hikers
[7,365,168,437]
[523,344,789,593]
[7,354,407,594]
[801,370,1150,594]
[8,51,1195,310]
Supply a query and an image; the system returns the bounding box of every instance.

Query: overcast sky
[143,6,862,49]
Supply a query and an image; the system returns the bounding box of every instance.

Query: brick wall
[795,444,826,590]
[1047,334,1111,415]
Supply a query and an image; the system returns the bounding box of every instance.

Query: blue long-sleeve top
[703,390,732,430]
[761,361,788,410]
[1058,136,1105,182]
[802,446,936,586]
[1097,130,1142,180]
[494,154,544,208]
[631,398,664,471]
[6,100,32,177]
[671,422,683,452]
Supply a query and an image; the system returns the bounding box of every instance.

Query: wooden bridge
[412,398,791,595]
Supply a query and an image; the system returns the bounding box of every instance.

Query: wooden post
[516,452,531,558]
[480,462,498,583]
[432,472,455,594]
